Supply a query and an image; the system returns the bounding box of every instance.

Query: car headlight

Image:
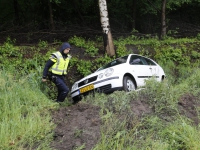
[72,83,78,91]
[104,68,114,77]
[98,73,104,79]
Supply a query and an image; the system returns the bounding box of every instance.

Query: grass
[0,68,58,149]
[1,35,200,149]
[83,71,200,150]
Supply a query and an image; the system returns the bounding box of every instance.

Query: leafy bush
[76,60,93,77]
[69,36,99,56]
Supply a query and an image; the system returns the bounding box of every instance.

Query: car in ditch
[70,54,165,101]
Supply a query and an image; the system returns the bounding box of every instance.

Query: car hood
[75,63,129,84]
[76,69,105,83]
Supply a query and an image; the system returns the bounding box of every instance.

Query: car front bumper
[70,76,123,100]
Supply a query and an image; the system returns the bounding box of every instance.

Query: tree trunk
[13,0,19,25]
[98,0,115,56]
[72,0,86,26]
[132,0,137,29]
[48,0,55,30]
[161,0,167,38]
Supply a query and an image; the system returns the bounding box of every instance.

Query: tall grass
[159,120,200,150]
[83,68,200,150]
[0,68,58,149]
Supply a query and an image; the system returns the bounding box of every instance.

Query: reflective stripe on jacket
[51,51,71,75]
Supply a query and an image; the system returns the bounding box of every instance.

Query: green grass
[0,68,58,149]
[83,70,200,150]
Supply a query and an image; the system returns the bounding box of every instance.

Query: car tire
[72,96,81,104]
[123,76,136,92]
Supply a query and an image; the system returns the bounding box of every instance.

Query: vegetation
[1,34,200,149]
[0,67,58,149]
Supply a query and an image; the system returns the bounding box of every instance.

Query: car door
[142,57,159,81]
[129,55,152,87]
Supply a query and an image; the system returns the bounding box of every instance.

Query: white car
[71,54,165,101]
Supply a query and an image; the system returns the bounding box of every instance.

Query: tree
[48,0,55,30]
[98,0,115,56]
[13,0,20,25]
[161,0,167,38]
[132,0,137,29]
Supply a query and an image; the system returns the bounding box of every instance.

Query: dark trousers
[52,75,69,102]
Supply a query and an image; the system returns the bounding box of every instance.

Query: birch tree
[98,0,115,56]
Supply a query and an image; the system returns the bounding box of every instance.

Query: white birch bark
[98,0,115,56]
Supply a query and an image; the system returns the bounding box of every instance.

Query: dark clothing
[42,42,71,102]
[52,75,69,102]
[42,58,70,102]
[43,59,69,102]
[42,59,54,78]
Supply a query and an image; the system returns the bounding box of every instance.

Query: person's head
[60,42,71,54]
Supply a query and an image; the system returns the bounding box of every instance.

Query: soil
[50,103,101,150]
[50,92,200,150]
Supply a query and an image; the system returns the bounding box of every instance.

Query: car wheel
[123,76,136,92]
[72,96,81,104]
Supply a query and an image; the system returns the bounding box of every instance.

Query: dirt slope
[50,93,200,150]
[50,103,101,150]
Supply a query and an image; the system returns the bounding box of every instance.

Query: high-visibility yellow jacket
[50,51,71,75]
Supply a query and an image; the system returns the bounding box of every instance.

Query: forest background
[1,0,200,44]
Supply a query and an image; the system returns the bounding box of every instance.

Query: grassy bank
[0,68,58,149]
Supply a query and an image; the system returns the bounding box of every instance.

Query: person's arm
[42,59,55,82]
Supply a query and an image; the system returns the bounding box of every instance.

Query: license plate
[80,84,94,93]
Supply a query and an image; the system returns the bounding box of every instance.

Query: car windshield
[96,55,128,72]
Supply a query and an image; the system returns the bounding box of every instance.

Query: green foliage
[94,54,113,68]
[0,68,58,149]
[155,46,190,65]
[197,33,200,40]
[167,29,179,36]
[0,37,21,58]
[38,40,48,48]
[84,40,99,57]
[160,120,200,150]
[69,36,86,48]
[114,35,138,57]
[76,60,93,77]
[191,50,200,59]
[138,79,178,115]
[173,68,200,96]
[85,91,138,150]
[69,36,99,56]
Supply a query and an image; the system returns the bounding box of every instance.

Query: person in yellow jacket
[42,42,72,103]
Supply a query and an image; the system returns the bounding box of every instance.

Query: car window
[130,55,144,65]
[140,57,148,65]
[143,57,156,65]
[97,55,128,71]
[105,55,128,67]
